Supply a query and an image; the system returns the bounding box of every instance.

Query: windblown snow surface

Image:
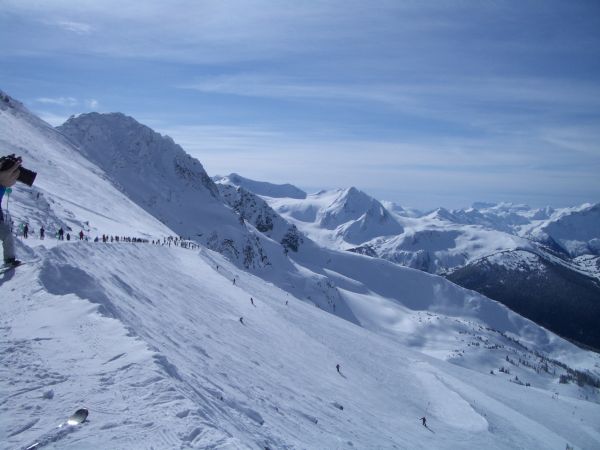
[3,241,598,450]
[1,92,600,449]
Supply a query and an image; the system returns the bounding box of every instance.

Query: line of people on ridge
[14,221,200,249]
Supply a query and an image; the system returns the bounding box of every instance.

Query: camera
[0,154,37,187]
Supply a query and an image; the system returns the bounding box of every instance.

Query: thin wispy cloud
[179,74,600,119]
[179,73,600,160]
[35,97,78,106]
[34,96,98,109]
[86,99,99,109]
[7,1,594,64]
[160,123,586,168]
[55,20,93,35]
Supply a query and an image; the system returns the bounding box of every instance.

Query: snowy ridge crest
[215,173,307,199]
[317,187,404,243]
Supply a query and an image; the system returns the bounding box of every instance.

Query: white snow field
[2,242,599,449]
[1,91,599,449]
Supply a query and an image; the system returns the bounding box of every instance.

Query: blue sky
[1,0,599,209]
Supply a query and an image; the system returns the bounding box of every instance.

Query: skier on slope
[336,364,341,373]
[421,416,427,427]
[0,155,21,267]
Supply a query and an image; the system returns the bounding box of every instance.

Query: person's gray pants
[0,220,15,262]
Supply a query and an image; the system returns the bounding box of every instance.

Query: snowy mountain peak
[324,187,383,221]
[426,207,459,222]
[530,202,600,256]
[315,187,403,244]
[58,112,219,199]
[343,185,360,197]
[57,112,278,270]
[0,89,24,112]
[214,172,307,199]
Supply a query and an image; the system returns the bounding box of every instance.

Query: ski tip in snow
[67,408,89,425]
[23,408,89,449]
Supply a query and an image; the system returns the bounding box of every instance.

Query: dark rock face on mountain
[447,250,600,351]
[217,184,304,253]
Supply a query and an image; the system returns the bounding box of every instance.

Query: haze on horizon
[1,0,599,209]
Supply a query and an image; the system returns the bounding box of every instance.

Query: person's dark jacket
[0,186,5,222]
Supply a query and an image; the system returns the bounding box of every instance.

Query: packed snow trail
[2,242,599,449]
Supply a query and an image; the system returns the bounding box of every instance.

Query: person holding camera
[0,155,21,267]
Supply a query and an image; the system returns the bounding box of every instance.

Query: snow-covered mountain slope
[447,249,600,351]
[574,254,600,281]
[214,173,307,199]
[348,219,532,275]
[234,174,600,349]
[57,113,270,269]
[439,203,543,234]
[422,202,600,258]
[350,221,600,350]
[526,203,600,257]
[2,241,598,449]
[0,91,173,240]
[197,180,600,374]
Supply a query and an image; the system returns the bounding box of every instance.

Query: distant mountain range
[219,172,600,350]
